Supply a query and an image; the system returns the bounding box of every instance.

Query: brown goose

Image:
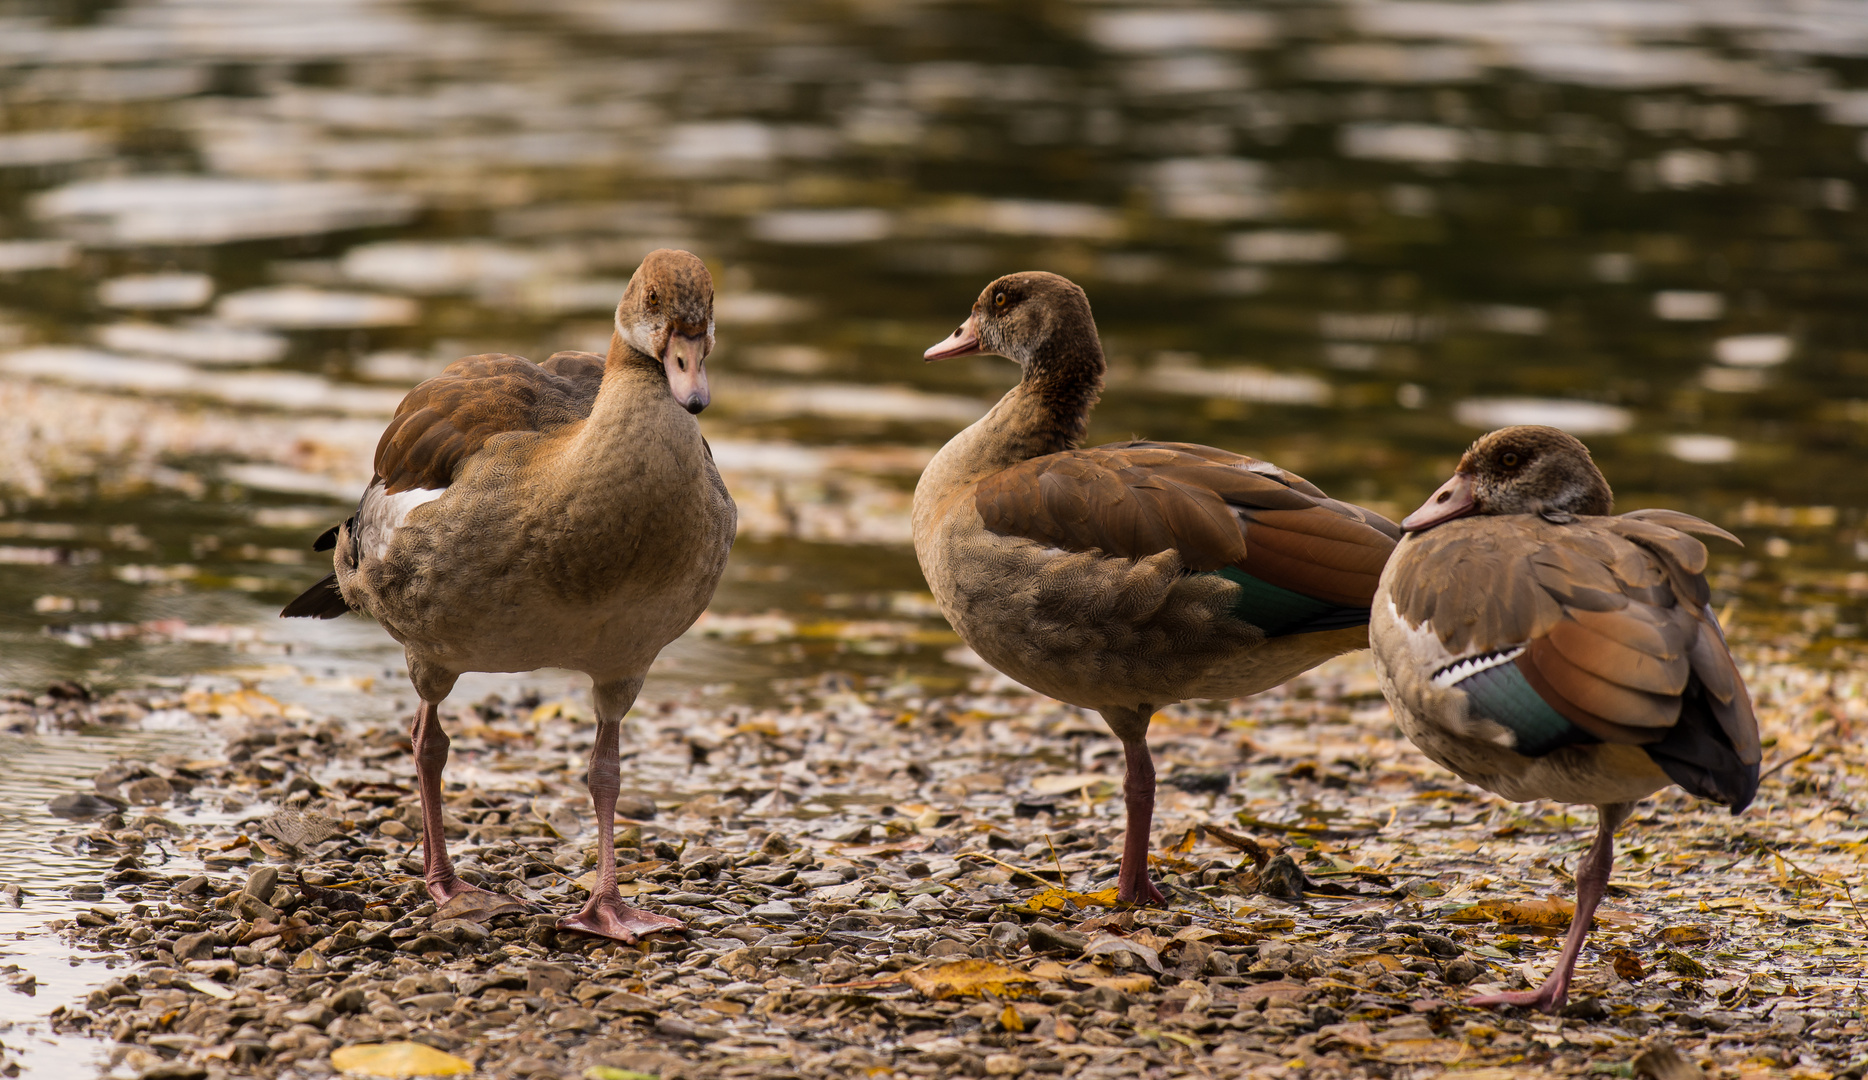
[1371,425,1758,1011]
[913,272,1399,903]
[282,248,735,943]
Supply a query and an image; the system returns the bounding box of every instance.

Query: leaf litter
[19,642,1868,1079]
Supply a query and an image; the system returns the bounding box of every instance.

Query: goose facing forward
[1371,425,1758,1012]
[282,248,735,943]
[913,272,1399,903]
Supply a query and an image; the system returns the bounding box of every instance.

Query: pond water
[1,0,1867,1072]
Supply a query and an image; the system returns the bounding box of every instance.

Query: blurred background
[2,0,1867,708]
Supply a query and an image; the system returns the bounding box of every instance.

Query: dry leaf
[584,1069,659,1080]
[1608,947,1647,981]
[331,1042,473,1077]
[1444,897,1575,928]
[434,890,530,921]
[187,979,234,1000]
[1029,773,1113,795]
[1657,925,1712,945]
[1083,934,1163,973]
[903,959,1036,1000]
[999,1002,1023,1032]
[1014,887,1119,914]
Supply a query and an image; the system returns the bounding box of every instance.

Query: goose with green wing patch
[1371,425,1758,1012]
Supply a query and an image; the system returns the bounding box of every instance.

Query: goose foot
[559,891,685,943]
[432,882,531,921]
[1467,982,1566,1014]
[1116,869,1165,906]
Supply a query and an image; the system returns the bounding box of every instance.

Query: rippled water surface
[2,0,1868,1071]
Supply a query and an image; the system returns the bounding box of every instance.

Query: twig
[1840,878,1868,937]
[1043,833,1065,879]
[958,850,1054,885]
[1758,746,1815,785]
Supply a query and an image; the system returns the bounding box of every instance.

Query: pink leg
[411,700,509,909]
[1470,802,1632,1013]
[560,684,683,943]
[1100,705,1165,906]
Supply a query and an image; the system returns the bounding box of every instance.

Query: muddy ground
[19,647,1868,1080]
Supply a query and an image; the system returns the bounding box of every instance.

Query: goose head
[1403,425,1614,531]
[616,248,715,414]
[923,271,1101,379]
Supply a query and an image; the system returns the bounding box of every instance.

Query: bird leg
[1470,802,1632,1013]
[1102,706,1164,906]
[561,690,683,943]
[410,700,508,910]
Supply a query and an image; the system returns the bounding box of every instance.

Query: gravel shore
[24,649,1868,1080]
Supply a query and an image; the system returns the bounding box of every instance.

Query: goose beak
[924,314,981,361]
[1402,472,1476,532]
[664,332,710,414]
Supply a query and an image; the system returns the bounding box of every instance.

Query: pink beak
[924,314,981,361]
[665,332,710,414]
[1402,472,1477,532]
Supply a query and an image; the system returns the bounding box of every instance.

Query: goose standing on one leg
[281,248,735,943]
[913,272,1400,904]
[1370,425,1758,1012]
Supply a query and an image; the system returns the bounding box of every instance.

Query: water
[2,0,1867,1071]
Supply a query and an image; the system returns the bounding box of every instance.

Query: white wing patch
[1430,646,1526,690]
[356,483,446,561]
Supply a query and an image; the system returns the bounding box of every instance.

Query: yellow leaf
[1000,1003,1024,1032]
[1443,898,1575,928]
[903,960,1036,1000]
[1167,827,1198,855]
[331,1042,472,1077]
[585,1069,659,1080]
[1658,924,1712,945]
[1079,972,1155,994]
[530,699,589,723]
[1015,887,1120,913]
[182,688,283,719]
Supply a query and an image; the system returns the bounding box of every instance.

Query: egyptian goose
[913,272,1399,903]
[282,248,735,943]
[1370,425,1758,1011]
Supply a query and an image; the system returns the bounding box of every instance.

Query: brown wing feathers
[974,440,1399,607]
[1401,513,1758,777]
[374,352,604,494]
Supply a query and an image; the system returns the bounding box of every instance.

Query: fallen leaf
[530,699,590,723]
[903,959,1036,1000]
[1608,947,1647,981]
[1633,1041,1701,1080]
[1657,950,1709,979]
[1444,898,1575,928]
[331,1042,473,1077]
[1379,1038,1468,1064]
[1029,773,1113,795]
[1012,887,1119,914]
[187,979,234,1000]
[1657,925,1713,946]
[999,1003,1023,1032]
[584,1069,659,1080]
[1078,972,1156,993]
[1084,934,1163,973]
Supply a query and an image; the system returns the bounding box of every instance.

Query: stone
[172,932,217,961]
[244,866,280,902]
[747,901,799,921]
[1027,922,1087,954]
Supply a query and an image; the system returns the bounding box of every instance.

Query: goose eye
[1501,452,1521,468]
[994,292,1007,307]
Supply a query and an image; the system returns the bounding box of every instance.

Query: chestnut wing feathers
[374,351,604,494]
[1392,513,1759,808]
[974,441,1400,610]
[281,352,606,621]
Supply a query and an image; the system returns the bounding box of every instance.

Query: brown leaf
[903,960,1036,1000]
[1444,897,1575,929]
[1633,1041,1702,1080]
[1656,924,1712,945]
[435,890,531,922]
[1608,947,1647,981]
[331,1041,472,1077]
